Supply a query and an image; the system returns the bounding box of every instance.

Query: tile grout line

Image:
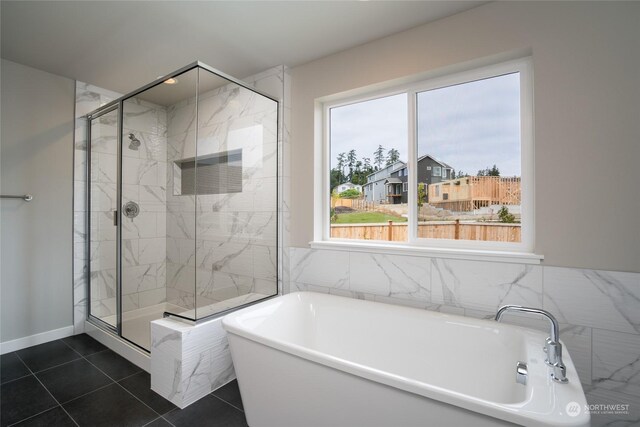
[62,340,171,422]
[11,339,88,377]
[6,405,63,427]
[210,393,244,413]
[141,415,178,427]
[80,353,167,419]
[8,336,179,426]
[160,415,178,427]
[14,352,81,427]
[1,372,34,386]
[58,335,110,357]
[115,381,175,420]
[58,381,115,406]
[65,335,180,421]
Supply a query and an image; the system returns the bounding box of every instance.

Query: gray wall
[290,2,640,272]
[1,59,75,342]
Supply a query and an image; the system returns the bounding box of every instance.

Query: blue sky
[330,72,521,177]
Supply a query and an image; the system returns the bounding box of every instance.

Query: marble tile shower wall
[165,67,283,312]
[73,82,169,332]
[121,98,168,312]
[289,247,640,426]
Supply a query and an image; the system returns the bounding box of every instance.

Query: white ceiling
[1,1,485,94]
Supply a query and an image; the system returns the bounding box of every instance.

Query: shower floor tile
[4,334,248,427]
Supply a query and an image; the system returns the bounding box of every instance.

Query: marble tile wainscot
[150,316,235,409]
[289,247,640,427]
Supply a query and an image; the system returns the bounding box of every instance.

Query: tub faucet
[495,305,568,384]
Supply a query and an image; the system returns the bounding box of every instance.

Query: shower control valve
[123,201,140,221]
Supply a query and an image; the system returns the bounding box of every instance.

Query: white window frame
[313,57,541,264]
[403,182,408,192]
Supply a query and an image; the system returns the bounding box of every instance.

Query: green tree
[386,148,400,166]
[362,157,372,171]
[417,183,427,208]
[336,153,347,181]
[477,164,500,177]
[338,188,361,199]
[373,145,385,170]
[330,169,342,194]
[347,149,357,181]
[455,170,469,179]
[498,206,515,223]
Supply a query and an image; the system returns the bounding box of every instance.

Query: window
[319,57,533,254]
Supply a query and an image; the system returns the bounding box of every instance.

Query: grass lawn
[332,211,407,224]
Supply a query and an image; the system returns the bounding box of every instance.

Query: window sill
[309,240,543,265]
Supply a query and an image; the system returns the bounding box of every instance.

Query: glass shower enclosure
[86,62,279,351]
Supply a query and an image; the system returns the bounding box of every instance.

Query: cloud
[330,93,408,168]
[330,72,522,177]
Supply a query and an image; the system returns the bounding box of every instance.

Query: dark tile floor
[1,334,247,427]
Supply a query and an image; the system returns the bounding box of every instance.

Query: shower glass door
[85,61,279,353]
[88,106,119,329]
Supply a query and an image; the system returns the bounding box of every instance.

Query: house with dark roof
[386,155,455,204]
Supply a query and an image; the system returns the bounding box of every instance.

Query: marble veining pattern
[288,246,640,426]
[431,258,543,312]
[165,66,282,314]
[544,267,640,334]
[150,316,235,409]
[73,80,170,330]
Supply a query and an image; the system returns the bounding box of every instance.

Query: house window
[319,57,533,254]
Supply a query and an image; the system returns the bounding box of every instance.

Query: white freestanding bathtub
[222,292,590,427]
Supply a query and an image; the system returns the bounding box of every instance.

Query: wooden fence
[330,220,521,242]
[332,198,377,211]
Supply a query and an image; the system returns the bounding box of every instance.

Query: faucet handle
[552,363,568,383]
[545,340,569,383]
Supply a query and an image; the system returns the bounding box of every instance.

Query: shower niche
[85,62,279,352]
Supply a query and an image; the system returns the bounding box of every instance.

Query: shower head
[128,133,141,151]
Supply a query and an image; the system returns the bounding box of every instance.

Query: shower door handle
[113,210,118,226]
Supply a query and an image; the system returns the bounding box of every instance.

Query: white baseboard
[0,325,74,355]
[84,321,150,372]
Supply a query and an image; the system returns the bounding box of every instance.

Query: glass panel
[193,68,279,320]
[329,94,408,242]
[416,73,522,243]
[88,108,119,328]
[119,69,198,350]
